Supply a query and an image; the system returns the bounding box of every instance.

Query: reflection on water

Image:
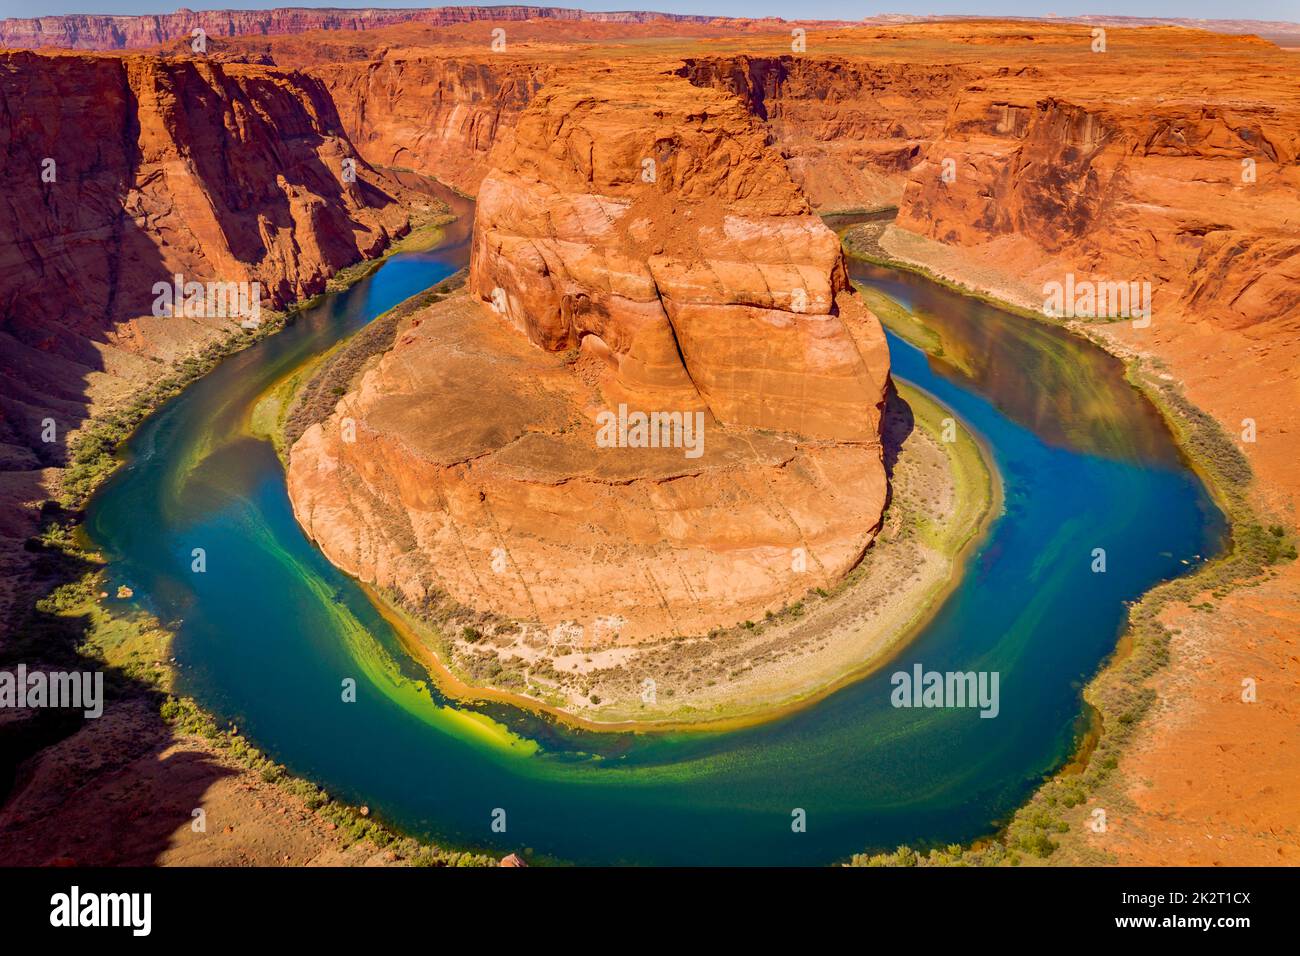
[82,186,1225,865]
[847,260,1182,467]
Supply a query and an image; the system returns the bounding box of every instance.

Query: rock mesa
[288,70,891,640]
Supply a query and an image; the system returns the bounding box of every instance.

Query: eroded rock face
[0,50,419,469]
[0,49,420,627]
[311,50,965,213]
[0,52,414,363]
[677,55,967,213]
[317,56,551,196]
[288,70,891,641]
[0,7,722,52]
[470,69,890,440]
[895,75,1300,333]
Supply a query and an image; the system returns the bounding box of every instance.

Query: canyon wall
[0,51,415,424]
[167,25,970,213]
[288,69,891,641]
[307,52,964,211]
[0,49,421,627]
[4,17,1295,857]
[896,78,1300,332]
[315,56,551,196]
[852,31,1300,864]
[0,7,724,52]
[677,55,968,212]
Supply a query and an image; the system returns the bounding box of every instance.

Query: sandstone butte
[2,15,1299,866]
[286,68,892,640]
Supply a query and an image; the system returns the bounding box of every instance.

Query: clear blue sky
[1,1,1294,24]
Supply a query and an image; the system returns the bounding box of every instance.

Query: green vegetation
[5,512,170,689]
[366,370,997,729]
[58,223,454,499]
[895,381,993,557]
[844,243,1297,869]
[322,218,452,295]
[856,283,943,358]
[8,205,494,866]
[61,314,288,507]
[841,222,1048,324]
[159,697,492,867]
[273,268,467,461]
[1,507,172,799]
[12,426,492,868]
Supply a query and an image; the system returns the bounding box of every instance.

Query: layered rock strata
[676,55,968,212]
[0,49,421,628]
[288,70,891,640]
[316,56,551,196]
[0,51,416,438]
[895,75,1300,334]
[0,7,724,52]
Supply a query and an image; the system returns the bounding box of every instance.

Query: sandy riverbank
[273,274,997,731]
[841,221,1300,866]
[0,189,494,868]
[352,376,998,733]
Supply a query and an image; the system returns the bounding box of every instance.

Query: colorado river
[84,189,1224,865]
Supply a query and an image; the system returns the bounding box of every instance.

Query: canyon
[0,52,418,340]
[0,48,436,629]
[286,67,892,648]
[1,13,1297,866]
[4,8,1296,53]
[0,42,446,867]
[0,7,763,52]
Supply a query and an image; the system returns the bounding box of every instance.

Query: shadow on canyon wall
[0,54,409,865]
[0,52,403,495]
[0,502,240,865]
[880,381,914,497]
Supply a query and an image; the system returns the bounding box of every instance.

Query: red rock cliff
[0,49,419,606]
[676,55,969,212]
[0,6,724,52]
[309,50,967,212]
[1,51,414,411]
[316,55,551,196]
[896,77,1300,331]
[288,68,891,641]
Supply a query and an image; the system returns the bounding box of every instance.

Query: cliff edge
[287,69,891,642]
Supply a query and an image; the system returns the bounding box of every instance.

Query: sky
[1,1,1295,24]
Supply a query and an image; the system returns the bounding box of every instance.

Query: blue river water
[84,197,1224,865]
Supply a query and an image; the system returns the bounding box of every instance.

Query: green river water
[84,192,1225,865]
